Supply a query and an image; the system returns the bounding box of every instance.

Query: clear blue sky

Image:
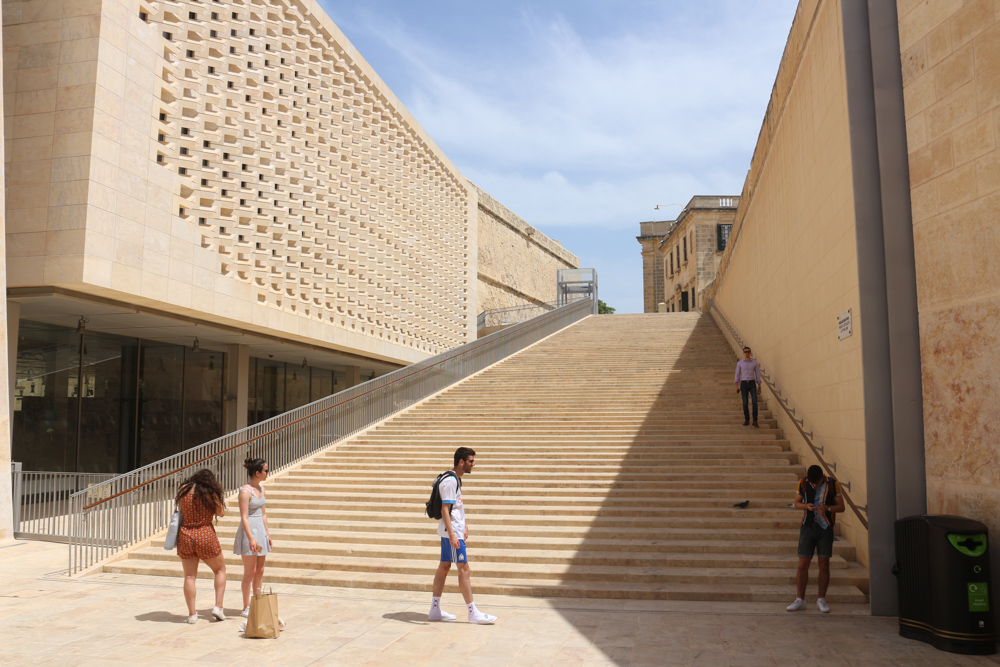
[318,0,799,313]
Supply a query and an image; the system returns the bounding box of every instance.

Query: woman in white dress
[234,456,272,617]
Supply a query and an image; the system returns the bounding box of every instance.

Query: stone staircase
[105,313,869,603]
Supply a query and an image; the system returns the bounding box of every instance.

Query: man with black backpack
[426,446,497,625]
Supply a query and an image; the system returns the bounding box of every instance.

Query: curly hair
[175,468,225,514]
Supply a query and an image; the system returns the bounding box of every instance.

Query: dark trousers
[740,381,759,421]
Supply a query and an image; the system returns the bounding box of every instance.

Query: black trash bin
[895,515,996,655]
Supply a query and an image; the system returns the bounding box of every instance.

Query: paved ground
[1,539,997,666]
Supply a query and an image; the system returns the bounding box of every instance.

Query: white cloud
[339,2,794,229]
[320,0,798,311]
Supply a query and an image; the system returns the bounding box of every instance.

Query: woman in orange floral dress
[175,469,228,623]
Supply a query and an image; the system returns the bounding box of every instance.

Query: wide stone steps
[102,313,868,604]
[138,537,852,569]
[123,547,868,588]
[198,527,856,559]
[107,559,866,603]
[266,485,796,499]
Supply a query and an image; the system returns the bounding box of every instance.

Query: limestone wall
[475,185,578,313]
[3,0,475,366]
[897,0,1000,574]
[709,0,870,565]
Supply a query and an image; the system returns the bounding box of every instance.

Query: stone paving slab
[2,540,997,666]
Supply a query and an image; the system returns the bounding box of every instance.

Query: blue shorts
[440,538,468,563]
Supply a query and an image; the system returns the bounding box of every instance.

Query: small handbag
[163,508,181,550]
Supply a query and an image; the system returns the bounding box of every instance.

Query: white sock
[467,602,478,616]
[430,596,442,611]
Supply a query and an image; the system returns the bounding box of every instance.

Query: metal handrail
[706,298,869,530]
[67,298,593,573]
[10,465,117,542]
[477,300,562,330]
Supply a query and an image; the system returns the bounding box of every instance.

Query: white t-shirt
[436,475,465,541]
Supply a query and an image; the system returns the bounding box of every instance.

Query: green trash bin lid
[949,533,988,557]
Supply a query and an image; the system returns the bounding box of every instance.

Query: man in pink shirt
[735,346,762,427]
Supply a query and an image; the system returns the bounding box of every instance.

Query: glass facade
[13,320,361,473]
[12,321,226,473]
[247,359,346,425]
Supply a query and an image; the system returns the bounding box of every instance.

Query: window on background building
[669,253,674,275]
[676,246,680,269]
[717,224,733,252]
[683,237,687,262]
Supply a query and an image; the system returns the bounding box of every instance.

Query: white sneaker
[211,606,226,621]
[187,614,198,624]
[817,597,830,613]
[240,605,250,618]
[469,612,497,625]
[786,598,806,611]
[429,610,456,622]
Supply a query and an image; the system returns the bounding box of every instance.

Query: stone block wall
[898,0,1000,580]
[475,185,578,313]
[709,0,870,566]
[638,220,672,312]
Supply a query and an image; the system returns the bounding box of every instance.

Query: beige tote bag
[244,588,280,639]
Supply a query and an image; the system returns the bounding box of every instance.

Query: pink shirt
[735,359,761,383]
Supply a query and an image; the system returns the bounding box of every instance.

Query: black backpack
[425,470,460,520]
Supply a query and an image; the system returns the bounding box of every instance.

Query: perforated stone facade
[3,0,484,363]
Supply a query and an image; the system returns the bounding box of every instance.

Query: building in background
[636,220,672,313]
[657,196,737,313]
[636,196,737,313]
[0,0,576,480]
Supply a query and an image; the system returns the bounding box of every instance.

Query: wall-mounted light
[301,357,307,369]
[193,337,200,352]
[76,317,89,335]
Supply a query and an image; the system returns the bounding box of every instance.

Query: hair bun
[243,456,267,477]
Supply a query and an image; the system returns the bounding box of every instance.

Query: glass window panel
[12,321,81,472]
[247,357,258,425]
[138,344,185,466]
[78,331,137,473]
[183,349,225,449]
[254,358,285,423]
[286,364,310,411]
[310,368,333,402]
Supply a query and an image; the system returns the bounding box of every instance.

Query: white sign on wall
[838,308,853,340]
